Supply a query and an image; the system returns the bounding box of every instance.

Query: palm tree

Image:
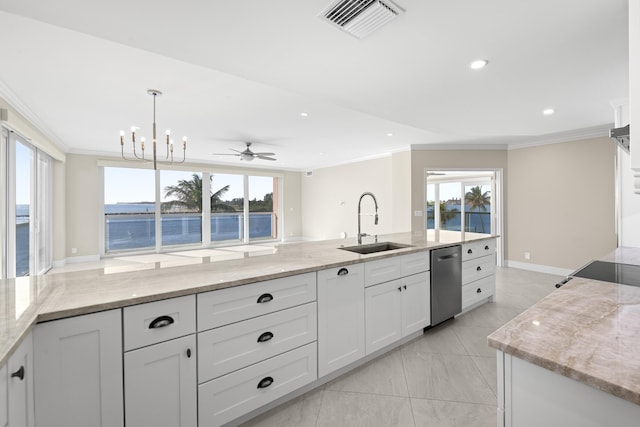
[465,186,490,232]
[163,174,235,213]
[439,201,458,229]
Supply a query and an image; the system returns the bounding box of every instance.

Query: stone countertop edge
[487,249,640,407]
[0,232,498,366]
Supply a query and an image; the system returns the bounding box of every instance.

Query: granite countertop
[488,247,640,406]
[0,231,496,366]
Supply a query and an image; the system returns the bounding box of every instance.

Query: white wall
[300,155,410,241]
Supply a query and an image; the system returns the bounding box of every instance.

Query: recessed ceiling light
[387,133,393,137]
[300,112,309,117]
[543,108,555,115]
[470,59,488,70]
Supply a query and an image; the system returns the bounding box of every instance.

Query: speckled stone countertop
[488,246,640,405]
[0,231,495,366]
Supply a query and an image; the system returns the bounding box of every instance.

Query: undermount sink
[339,241,413,255]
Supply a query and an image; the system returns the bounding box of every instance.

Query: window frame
[1,126,53,278]
[100,162,283,256]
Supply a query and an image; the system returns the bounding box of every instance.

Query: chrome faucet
[357,192,379,244]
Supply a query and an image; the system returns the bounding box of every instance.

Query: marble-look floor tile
[471,355,498,395]
[316,390,415,427]
[411,398,496,427]
[402,350,496,404]
[240,387,324,427]
[452,325,497,357]
[402,322,467,355]
[326,349,409,396]
[452,303,523,330]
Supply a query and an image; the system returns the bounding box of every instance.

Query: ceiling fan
[213,142,277,162]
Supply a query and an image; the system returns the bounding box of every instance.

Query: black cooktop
[571,261,640,287]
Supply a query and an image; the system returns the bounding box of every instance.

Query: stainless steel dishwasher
[430,245,462,326]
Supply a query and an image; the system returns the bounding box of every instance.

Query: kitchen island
[488,247,640,427]
[1,231,497,427]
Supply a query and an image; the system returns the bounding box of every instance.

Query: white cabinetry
[461,239,496,311]
[365,252,430,355]
[7,333,34,427]
[123,295,197,427]
[124,335,197,427]
[498,351,640,427]
[34,310,122,427]
[317,264,365,377]
[197,273,318,426]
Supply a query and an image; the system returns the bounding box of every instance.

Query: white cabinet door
[124,334,197,427]
[401,272,430,334]
[317,264,365,377]
[365,279,402,354]
[7,333,34,427]
[1,363,7,427]
[34,309,123,427]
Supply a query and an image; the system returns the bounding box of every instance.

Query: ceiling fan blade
[253,152,275,156]
[212,153,240,156]
[256,155,277,161]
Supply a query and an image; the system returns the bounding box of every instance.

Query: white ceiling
[0,0,629,171]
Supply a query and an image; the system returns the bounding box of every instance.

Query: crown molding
[507,124,612,150]
[0,78,69,151]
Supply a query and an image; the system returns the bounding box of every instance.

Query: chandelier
[120,89,187,170]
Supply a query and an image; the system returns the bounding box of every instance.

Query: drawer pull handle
[257,293,274,304]
[477,288,482,294]
[257,332,274,343]
[149,315,174,329]
[476,266,482,271]
[398,286,402,292]
[337,268,349,276]
[186,348,192,358]
[403,285,407,290]
[257,376,274,389]
[467,249,473,254]
[484,245,490,250]
[11,366,24,381]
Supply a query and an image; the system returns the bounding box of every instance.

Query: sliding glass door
[1,127,52,278]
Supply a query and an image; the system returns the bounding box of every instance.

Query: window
[161,171,203,246]
[104,167,156,252]
[210,173,243,244]
[103,167,281,254]
[2,128,53,278]
[248,175,277,241]
[425,171,494,235]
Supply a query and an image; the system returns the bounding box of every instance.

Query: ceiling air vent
[320,0,403,39]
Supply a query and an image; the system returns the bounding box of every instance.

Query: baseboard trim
[506,260,573,277]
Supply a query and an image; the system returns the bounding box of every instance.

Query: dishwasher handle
[437,252,459,261]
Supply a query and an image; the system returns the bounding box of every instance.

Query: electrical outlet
[414,210,423,217]
[524,252,531,260]
[71,247,77,254]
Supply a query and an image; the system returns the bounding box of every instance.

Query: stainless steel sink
[338,241,412,255]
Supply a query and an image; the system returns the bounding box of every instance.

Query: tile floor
[240,267,563,427]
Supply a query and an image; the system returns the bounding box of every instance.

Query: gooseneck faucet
[357,192,379,244]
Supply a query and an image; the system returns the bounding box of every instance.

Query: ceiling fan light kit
[213,142,277,162]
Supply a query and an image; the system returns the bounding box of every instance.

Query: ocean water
[426,205,491,233]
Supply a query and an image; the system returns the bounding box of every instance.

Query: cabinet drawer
[462,275,495,309]
[198,342,317,427]
[462,254,496,285]
[365,257,401,287]
[197,273,316,331]
[124,295,196,351]
[462,239,496,262]
[198,302,317,382]
[401,251,430,276]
